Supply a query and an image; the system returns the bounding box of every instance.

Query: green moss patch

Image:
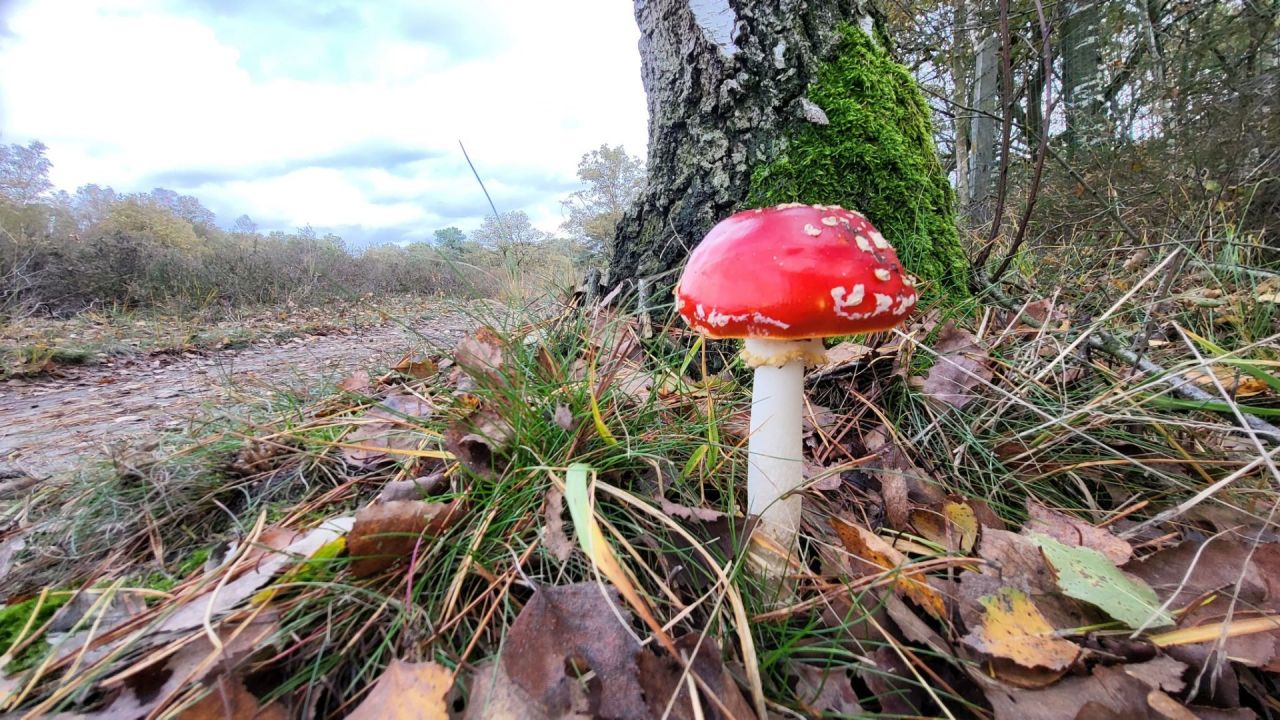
[749,23,969,295]
[1,593,71,673]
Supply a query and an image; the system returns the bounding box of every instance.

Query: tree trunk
[1061,0,1106,153]
[968,34,1000,227]
[610,0,875,288]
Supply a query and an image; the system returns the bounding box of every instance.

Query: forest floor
[0,298,476,479]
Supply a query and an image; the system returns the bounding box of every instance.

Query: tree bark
[610,0,873,288]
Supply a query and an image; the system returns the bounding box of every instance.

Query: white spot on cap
[821,216,839,226]
[831,284,866,319]
[871,230,890,249]
[903,275,917,288]
[893,292,917,315]
[803,224,822,237]
[751,312,790,329]
[855,235,874,253]
[874,268,891,282]
[874,293,893,314]
[776,202,807,209]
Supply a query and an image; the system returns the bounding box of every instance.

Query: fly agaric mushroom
[675,203,917,565]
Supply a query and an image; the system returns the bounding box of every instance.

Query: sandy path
[0,308,473,479]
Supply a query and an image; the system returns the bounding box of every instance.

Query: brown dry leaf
[863,645,928,716]
[829,517,946,618]
[378,469,449,503]
[543,485,575,563]
[348,500,468,578]
[392,353,439,379]
[500,583,647,720]
[90,612,281,719]
[813,340,873,374]
[343,393,438,468]
[444,408,514,476]
[465,659,588,719]
[635,634,755,720]
[961,587,1081,686]
[338,369,371,393]
[911,498,980,553]
[1024,499,1133,566]
[658,497,724,523]
[863,425,947,510]
[347,659,452,720]
[177,676,288,720]
[792,663,864,716]
[552,404,574,431]
[1128,537,1280,670]
[979,657,1193,720]
[455,327,506,385]
[1185,365,1270,397]
[920,321,993,409]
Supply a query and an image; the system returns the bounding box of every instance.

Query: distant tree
[232,215,258,234]
[148,188,216,229]
[561,144,645,260]
[97,198,202,251]
[0,140,54,205]
[433,226,466,252]
[470,210,547,264]
[72,184,121,230]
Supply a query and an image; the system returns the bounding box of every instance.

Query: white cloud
[0,0,648,242]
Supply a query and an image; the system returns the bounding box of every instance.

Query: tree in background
[433,226,466,253]
[470,210,548,265]
[0,141,54,205]
[561,144,645,262]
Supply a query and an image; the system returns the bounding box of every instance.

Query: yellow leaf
[962,587,1081,675]
[829,517,946,618]
[347,659,452,720]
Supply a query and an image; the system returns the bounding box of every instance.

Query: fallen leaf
[829,517,945,618]
[920,321,993,409]
[1185,365,1270,397]
[393,354,439,379]
[792,663,864,716]
[635,634,755,720]
[155,518,353,635]
[1024,499,1133,566]
[343,393,441,468]
[465,659,587,719]
[658,498,724,523]
[863,645,927,716]
[444,409,513,476]
[90,611,280,718]
[1029,534,1174,629]
[552,404,574,431]
[378,469,449,503]
[979,657,1188,720]
[961,587,1081,686]
[911,498,980,553]
[455,327,506,386]
[966,528,1095,630]
[500,583,647,720]
[543,485,575,563]
[338,370,370,393]
[348,500,468,578]
[178,676,288,720]
[348,659,452,720]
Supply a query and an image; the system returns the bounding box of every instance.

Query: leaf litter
[5,294,1280,719]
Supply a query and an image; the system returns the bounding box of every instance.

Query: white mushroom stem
[742,337,826,556]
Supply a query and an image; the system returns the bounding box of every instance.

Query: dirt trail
[0,309,473,479]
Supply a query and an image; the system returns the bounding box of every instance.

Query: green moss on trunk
[749,24,969,294]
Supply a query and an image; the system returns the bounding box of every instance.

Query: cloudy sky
[0,0,650,246]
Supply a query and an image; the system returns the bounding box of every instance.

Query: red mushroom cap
[675,204,917,339]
